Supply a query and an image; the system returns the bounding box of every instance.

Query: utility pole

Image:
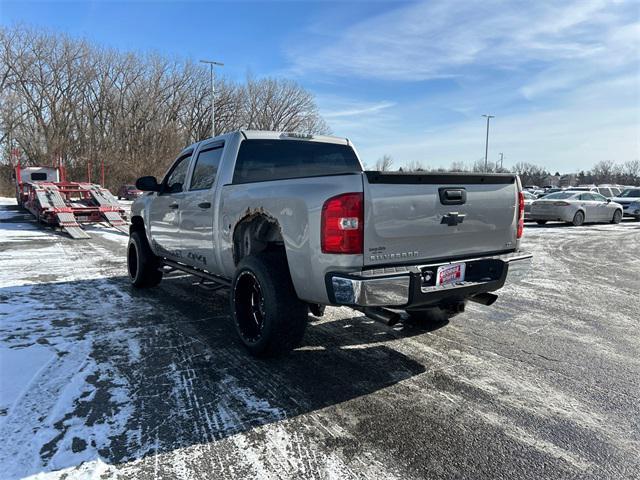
[482,114,495,172]
[199,59,224,138]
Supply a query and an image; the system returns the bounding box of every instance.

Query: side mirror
[135,176,161,192]
[606,198,611,203]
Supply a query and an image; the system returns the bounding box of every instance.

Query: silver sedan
[522,191,537,221]
[530,191,624,226]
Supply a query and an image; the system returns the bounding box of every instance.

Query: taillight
[517,191,525,239]
[321,192,363,254]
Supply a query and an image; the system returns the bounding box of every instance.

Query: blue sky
[1,0,638,172]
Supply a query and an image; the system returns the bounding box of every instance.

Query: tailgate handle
[439,187,466,205]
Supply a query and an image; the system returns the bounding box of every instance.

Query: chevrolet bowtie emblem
[441,212,466,226]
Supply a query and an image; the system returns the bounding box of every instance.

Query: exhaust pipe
[362,307,402,326]
[469,292,498,306]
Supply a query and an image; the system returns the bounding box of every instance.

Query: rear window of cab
[232,139,362,184]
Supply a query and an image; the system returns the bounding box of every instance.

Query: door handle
[198,202,211,209]
[169,203,179,209]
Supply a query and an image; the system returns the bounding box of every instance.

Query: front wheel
[571,211,585,226]
[611,210,622,224]
[231,253,308,357]
[127,230,163,288]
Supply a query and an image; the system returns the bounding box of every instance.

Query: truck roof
[185,130,350,152]
[241,130,350,145]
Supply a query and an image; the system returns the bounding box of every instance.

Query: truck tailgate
[363,171,518,266]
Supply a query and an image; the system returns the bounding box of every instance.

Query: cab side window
[163,154,192,194]
[190,146,223,191]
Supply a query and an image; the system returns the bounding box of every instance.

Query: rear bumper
[327,251,532,308]
[529,210,574,222]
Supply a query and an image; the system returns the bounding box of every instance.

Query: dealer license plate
[436,263,466,286]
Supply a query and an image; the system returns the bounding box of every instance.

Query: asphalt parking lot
[0,197,639,480]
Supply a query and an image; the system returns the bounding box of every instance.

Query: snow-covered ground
[1,197,639,479]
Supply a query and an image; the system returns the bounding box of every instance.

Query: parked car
[530,191,623,226]
[118,184,143,200]
[611,188,640,220]
[537,187,563,198]
[522,191,536,220]
[568,186,622,198]
[128,130,532,357]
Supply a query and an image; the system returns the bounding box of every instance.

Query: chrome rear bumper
[328,251,532,308]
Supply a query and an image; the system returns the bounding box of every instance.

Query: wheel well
[232,214,284,265]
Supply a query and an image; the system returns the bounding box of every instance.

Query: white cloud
[292,0,639,171]
[322,100,396,119]
[289,0,637,82]
[354,74,640,172]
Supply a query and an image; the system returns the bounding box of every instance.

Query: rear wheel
[535,220,547,225]
[127,230,163,288]
[611,209,622,224]
[231,253,308,357]
[571,211,585,226]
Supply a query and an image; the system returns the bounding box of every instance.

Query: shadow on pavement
[0,274,428,477]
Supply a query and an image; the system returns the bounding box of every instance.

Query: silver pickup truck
[128,130,532,356]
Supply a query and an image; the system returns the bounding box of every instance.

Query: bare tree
[512,162,550,186]
[591,160,616,184]
[0,25,330,194]
[375,154,393,171]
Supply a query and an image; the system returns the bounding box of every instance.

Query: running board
[162,259,232,287]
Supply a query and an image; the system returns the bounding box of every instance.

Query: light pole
[199,59,224,138]
[482,114,495,172]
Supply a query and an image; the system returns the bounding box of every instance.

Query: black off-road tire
[127,230,163,288]
[571,211,585,226]
[536,220,547,225]
[611,209,622,224]
[231,253,308,357]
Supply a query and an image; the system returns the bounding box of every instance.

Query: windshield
[619,189,640,198]
[542,192,577,200]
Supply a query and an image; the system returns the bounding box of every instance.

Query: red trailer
[15,164,128,239]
